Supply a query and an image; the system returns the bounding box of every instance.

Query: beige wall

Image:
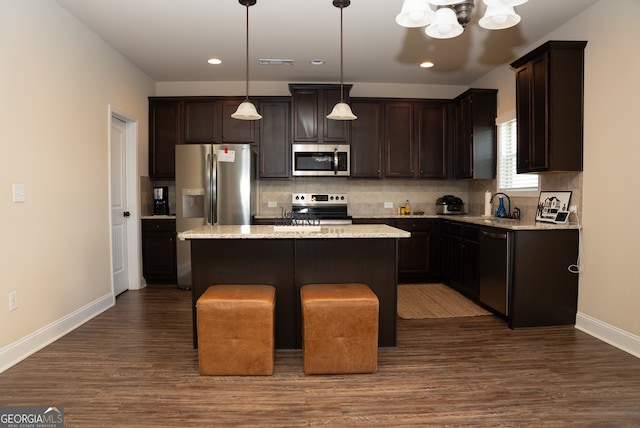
[473,0,640,341]
[0,0,154,361]
[2,0,637,370]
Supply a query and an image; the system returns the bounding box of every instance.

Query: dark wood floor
[1,286,639,427]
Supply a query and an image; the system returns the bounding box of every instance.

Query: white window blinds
[497,119,539,192]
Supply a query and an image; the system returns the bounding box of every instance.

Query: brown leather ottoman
[196,284,275,375]
[300,283,379,374]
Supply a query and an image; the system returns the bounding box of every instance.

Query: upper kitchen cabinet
[510,41,587,173]
[289,84,351,144]
[350,99,383,178]
[417,102,449,179]
[384,101,449,179]
[149,98,182,179]
[453,89,497,180]
[257,98,291,179]
[183,98,255,144]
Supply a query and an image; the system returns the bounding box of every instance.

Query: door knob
[123,211,131,217]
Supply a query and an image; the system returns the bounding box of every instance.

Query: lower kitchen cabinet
[442,221,479,299]
[353,218,440,283]
[442,221,578,328]
[142,218,177,284]
[508,229,579,328]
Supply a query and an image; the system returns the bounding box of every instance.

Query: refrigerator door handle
[205,151,217,225]
[211,151,217,224]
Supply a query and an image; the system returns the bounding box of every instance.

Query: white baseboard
[575,312,640,358]
[0,293,114,373]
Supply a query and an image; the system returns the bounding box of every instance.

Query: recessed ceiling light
[259,59,294,65]
[420,61,435,68]
[309,59,325,66]
[207,58,222,65]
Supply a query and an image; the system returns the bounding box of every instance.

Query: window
[497,118,539,195]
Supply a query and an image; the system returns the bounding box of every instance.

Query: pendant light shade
[327,102,357,120]
[396,0,436,28]
[479,5,520,29]
[482,0,528,6]
[232,0,261,121]
[327,0,356,121]
[425,7,464,39]
[231,100,262,120]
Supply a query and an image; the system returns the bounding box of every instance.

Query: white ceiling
[55,0,598,85]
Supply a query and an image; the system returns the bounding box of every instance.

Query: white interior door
[111,116,129,295]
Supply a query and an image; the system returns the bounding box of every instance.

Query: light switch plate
[384,202,393,209]
[12,184,25,203]
[267,201,277,208]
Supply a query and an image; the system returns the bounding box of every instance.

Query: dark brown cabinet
[257,98,291,178]
[510,41,587,173]
[442,221,479,299]
[353,217,440,282]
[350,100,383,178]
[384,102,415,178]
[453,89,497,180]
[289,84,351,144]
[384,101,449,179]
[149,99,181,179]
[509,229,579,328]
[142,219,177,284]
[418,102,449,179]
[394,218,440,282]
[183,98,255,144]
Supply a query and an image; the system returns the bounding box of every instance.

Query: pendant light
[231,0,261,120]
[327,0,357,121]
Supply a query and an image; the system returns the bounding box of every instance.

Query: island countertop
[178,224,411,240]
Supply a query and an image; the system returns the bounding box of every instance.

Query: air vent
[258,59,294,66]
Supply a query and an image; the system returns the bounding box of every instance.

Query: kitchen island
[178,224,410,349]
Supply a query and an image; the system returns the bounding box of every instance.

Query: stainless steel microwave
[292,144,350,177]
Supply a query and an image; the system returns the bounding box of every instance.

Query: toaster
[435,195,465,215]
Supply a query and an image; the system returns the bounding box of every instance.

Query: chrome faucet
[491,192,511,218]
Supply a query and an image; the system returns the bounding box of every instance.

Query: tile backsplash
[142,172,582,222]
[258,177,470,217]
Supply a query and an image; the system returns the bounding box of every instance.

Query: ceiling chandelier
[396,0,528,39]
[327,0,357,121]
[231,0,261,120]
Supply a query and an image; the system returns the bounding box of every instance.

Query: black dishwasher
[478,228,512,317]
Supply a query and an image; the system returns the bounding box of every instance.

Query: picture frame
[536,191,572,222]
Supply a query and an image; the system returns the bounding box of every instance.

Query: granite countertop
[178,224,411,240]
[359,214,580,230]
[255,214,581,230]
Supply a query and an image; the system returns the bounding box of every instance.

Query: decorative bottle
[404,200,411,215]
[496,197,506,218]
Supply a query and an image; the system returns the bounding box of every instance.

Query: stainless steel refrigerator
[175,143,256,286]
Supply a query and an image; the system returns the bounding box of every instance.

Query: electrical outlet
[9,291,17,312]
[569,205,577,213]
[384,202,393,209]
[267,201,277,208]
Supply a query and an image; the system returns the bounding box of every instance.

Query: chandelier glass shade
[327,0,356,121]
[396,0,528,39]
[231,0,261,121]
[395,0,436,27]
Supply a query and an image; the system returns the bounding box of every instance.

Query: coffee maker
[153,186,170,215]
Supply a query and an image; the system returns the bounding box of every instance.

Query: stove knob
[329,196,334,201]
[340,195,345,200]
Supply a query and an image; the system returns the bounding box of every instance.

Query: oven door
[292,144,350,176]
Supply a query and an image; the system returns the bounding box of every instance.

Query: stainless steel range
[290,193,352,225]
